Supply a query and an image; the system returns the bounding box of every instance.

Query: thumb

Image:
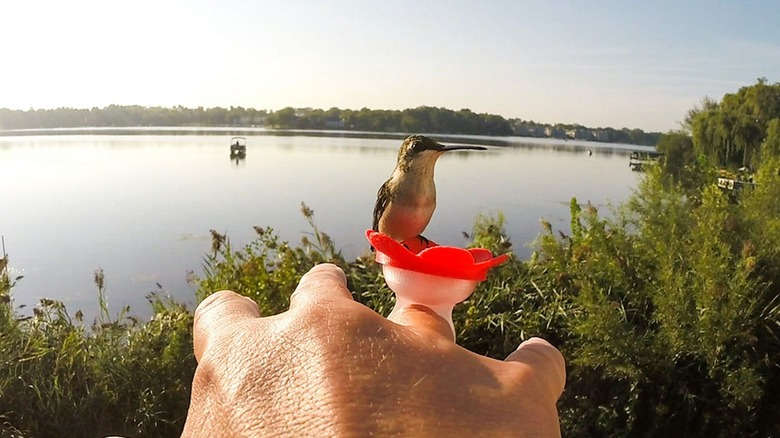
[505,338,566,399]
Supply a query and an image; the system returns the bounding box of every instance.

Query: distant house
[295,108,313,118]
[565,127,592,140]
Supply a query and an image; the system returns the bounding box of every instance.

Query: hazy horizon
[2,1,778,132]
[0,104,668,133]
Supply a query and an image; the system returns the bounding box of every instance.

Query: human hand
[182,263,565,437]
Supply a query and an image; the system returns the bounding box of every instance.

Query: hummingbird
[372,135,486,246]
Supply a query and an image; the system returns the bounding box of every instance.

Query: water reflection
[2,127,655,154]
[232,155,246,167]
[0,133,646,321]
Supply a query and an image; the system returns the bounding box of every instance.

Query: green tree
[692,79,780,168]
[655,131,700,187]
[681,97,718,134]
[400,106,432,132]
[267,107,297,128]
[759,118,780,164]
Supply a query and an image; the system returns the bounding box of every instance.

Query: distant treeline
[0,105,662,146]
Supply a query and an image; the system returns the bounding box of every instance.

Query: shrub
[532,166,780,436]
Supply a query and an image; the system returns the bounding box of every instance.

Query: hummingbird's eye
[411,141,427,153]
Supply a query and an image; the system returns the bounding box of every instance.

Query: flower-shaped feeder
[366,230,509,339]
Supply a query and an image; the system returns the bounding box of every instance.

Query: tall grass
[0,252,194,437]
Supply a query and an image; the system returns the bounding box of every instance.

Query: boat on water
[230,136,247,158]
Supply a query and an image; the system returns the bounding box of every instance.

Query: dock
[629,151,663,171]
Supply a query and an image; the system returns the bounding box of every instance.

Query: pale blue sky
[1,0,778,131]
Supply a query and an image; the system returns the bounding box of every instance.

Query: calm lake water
[0,130,649,319]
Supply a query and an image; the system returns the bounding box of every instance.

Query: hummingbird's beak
[438,145,488,152]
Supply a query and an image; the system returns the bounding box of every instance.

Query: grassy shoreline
[2,172,780,436]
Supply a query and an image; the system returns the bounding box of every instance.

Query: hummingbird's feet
[401,234,436,254]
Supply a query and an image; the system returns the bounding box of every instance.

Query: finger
[289,263,353,309]
[505,337,566,399]
[387,303,455,341]
[193,290,260,362]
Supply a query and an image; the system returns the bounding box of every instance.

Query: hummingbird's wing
[372,180,392,231]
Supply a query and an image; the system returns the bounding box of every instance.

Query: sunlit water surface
[0,133,647,319]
